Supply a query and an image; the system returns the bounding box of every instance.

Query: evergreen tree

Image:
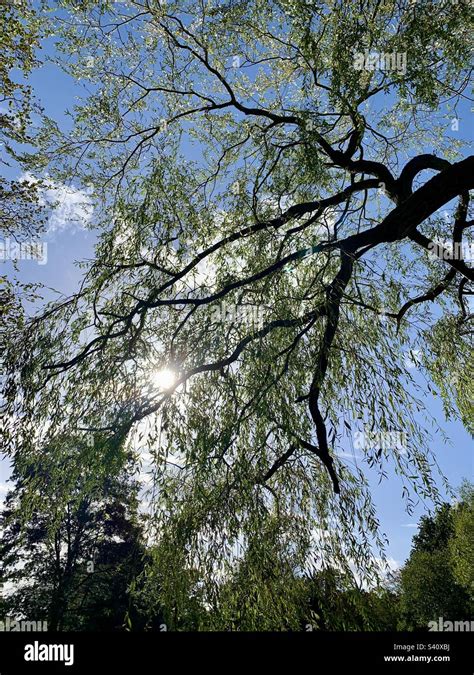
[0,437,149,631]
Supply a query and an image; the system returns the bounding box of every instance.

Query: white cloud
[20,173,94,234]
[336,450,363,461]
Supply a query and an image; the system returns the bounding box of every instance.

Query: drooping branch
[394,268,457,330]
[305,250,354,494]
[300,164,474,493]
[156,15,398,196]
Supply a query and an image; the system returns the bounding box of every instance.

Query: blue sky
[1,23,472,571]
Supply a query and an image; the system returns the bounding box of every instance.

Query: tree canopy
[1,0,473,627]
[398,485,473,629]
[0,437,148,631]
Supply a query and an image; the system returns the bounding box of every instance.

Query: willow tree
[2,0,473,629]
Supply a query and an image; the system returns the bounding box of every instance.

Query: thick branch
[396,154,451,200]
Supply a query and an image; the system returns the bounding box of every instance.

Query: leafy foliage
[0,1,46,356]
[398,484,474,629]
[1,1,473,627]
[449,481,474,602]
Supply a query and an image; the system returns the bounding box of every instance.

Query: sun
[151,367,178,392]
